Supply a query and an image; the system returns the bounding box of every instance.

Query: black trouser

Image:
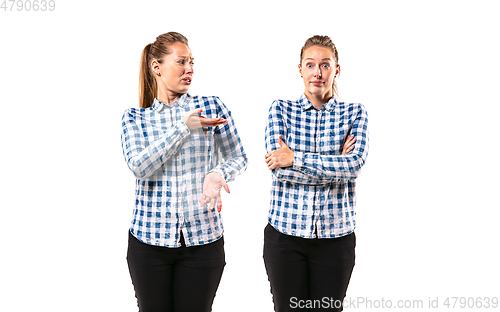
[263,224,355,312]
[127,231,225,312]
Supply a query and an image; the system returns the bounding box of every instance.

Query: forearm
[271,166,339,185]
[122,121,190,179]
[293,151,367,180]
[210,153,248,183]
[208,97,248,183]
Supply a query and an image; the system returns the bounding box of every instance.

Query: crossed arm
[264,101,369,185]
[265,134,356,169]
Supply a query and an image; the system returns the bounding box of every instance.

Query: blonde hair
[139,32,189,108]
[300,35,340,98]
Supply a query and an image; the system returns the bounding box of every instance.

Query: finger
[347,139,356,150]
[342,136,356,155]
[201,120,227,127]
[199,117,228,127]
[344,137,353,146]
[268,160,277,170]
[223,183,230,194]
[199,116,226,123]
[208,197,216,210]
[266,152,277,163]
[270,156,280,169]
[200,194,208,207]
[344,139,354,149]
[278,135,283,147]
[216,193,222,212]
[266,157,273,167]
[342,143,355,155]
[189,108,203,117]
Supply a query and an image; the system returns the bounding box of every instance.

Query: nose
[314,66,322,78]
[186,63,193,74]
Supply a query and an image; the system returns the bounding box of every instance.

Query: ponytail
[139,43,156,109]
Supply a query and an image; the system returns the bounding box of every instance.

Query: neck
[304,90,333,109]
[157,85,182,105]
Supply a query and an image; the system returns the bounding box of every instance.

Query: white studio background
[1,0,499,311]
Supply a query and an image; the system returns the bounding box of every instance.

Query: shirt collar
[153,93,191,112]
[299,93,338,112]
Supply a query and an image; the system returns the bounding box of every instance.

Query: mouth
[182,77,192,85]
[311,81,323,86]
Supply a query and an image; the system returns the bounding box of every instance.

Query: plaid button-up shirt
[265,94,369,239]
[121,94,247,247]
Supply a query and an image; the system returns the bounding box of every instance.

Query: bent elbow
[350,156,366,179]
[127,159,152,180]
[241,154,249,172]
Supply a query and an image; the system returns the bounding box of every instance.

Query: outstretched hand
[265,135,294,170]
[182,108,228,130]
[200,172,230,212]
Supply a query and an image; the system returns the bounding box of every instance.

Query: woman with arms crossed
[121,32,247,312]
[264,35,369,312]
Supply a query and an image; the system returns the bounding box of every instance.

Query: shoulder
[272,98,298,107]
[270,98,299,111]
[121,107,149,121]
[190,95,224,109]
[190,95,221,105]
[336,101,368,115]
[268,99,300,119]
[191,95,222,107]
[190,95,231,117]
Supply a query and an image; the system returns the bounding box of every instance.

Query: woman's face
[299,45,339,99]
[153,42,194,98]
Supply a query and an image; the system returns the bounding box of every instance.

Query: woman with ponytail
[121,32,247,311]
[263,35,369,311]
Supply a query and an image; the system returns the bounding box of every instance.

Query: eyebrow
[177,56,194,60]
[305,58,332,61]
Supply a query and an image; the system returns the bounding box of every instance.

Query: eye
[306,63,313,68]
[177,60,185,65]
[321,63,331,69]
[190,62,195,67]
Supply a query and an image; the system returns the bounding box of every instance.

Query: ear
[298,64,302,77]
[335,64,340,77]
[151,59,160,75]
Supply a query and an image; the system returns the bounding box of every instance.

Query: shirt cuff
[178,120,190,136]
[293,151,304,171]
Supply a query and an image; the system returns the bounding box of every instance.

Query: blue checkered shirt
[265,94,369,239]
[121,94,247,247]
